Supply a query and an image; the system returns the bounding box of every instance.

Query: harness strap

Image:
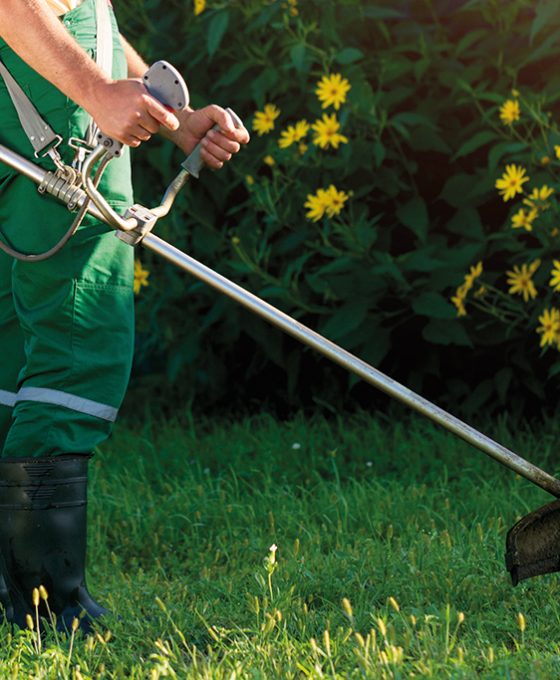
[84,0,113,147]
[0,59,62,163]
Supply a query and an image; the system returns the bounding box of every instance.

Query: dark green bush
[116,0,560,416]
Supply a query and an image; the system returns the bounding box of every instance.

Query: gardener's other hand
[168,104,250,169]
[88,78,180,147]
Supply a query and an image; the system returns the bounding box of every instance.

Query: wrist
[79,74,114,119]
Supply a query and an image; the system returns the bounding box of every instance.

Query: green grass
[3,410,560,678]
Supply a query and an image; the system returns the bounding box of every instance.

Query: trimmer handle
[96,60,190,156]
[181,108,244,178]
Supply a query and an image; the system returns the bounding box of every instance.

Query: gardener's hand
[166,104,250,169]
[88,78,180,147]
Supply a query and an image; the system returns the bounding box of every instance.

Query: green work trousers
[0,0,135,457]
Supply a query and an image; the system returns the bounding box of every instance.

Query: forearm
[120,35,148,79]
[0,0,109,115]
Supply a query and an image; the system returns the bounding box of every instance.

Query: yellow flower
[263,155,275,166]
[506,260,540,302]
[279,120,309,149]
[134,259,150,295]
[252,104,280,136]
[295,120,310,139]
[325,184,349,217]
[537,308,560,348]
[304,185,349,221]
[555,145,560,160]
[524,185,554,206]
[464,261,483,287]
[193,0,206,16]
[541,156,551,166]
[516,612,526,633]
[311,113,348,149]
[245,175,255,185]
[499,99,520,125]
[451,263,483,316]
[511,207,538,232]
[495,164,529,202]
[282,0,298,15]
[315,73,351,110]
[279,126,298,149]
[304,188,331,222]
[298,142,308,155]
[549,260,560,291]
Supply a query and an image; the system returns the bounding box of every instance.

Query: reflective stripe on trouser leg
[0,0,135,458]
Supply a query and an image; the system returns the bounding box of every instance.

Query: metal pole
[142,233,560,498]
[1,141,558,497]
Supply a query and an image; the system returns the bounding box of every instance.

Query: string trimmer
[0,61,557,585]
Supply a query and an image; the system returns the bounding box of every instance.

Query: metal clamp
[115,204,159,245]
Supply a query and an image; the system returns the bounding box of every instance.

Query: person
[0,0,249,631]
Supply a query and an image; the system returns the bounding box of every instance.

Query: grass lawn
[3,410,560,678]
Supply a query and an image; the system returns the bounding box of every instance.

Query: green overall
[0,0,134,457]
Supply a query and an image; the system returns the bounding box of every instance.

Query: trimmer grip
[96,61,189,157]
[181,108,243,178]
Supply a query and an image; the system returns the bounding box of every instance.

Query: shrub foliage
[116,0,560,415]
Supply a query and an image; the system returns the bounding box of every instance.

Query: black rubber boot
[0,455,106,633]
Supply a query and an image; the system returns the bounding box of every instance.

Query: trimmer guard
[506,500,560,585]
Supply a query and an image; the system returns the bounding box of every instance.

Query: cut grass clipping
[2,411,560,678]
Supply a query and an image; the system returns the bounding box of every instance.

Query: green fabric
[0,0,135,457]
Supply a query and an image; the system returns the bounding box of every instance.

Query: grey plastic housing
[143,61,190,112]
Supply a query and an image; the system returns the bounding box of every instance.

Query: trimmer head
[505,500,560,585]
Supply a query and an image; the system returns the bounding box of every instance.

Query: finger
[201,137,233,164]
[129,124,152,142]
[202,105,250,143]
[137,113,162,135]
[124,135,142,148]
[205,128,241,155]
[145,95,180,131]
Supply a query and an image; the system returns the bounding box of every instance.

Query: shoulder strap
[0,59,62,161]
[85,0,113,145]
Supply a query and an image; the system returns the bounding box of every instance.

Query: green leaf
[373,140,385,167]
[422,320,472,347]
[396,196,429,243]
[412,292,457,320]
[290,44,307,73]
[215,62,251,88]
[363,7,405,19]
[454,29,487,56]
[207,11,229,57]
[391,112,436,129]
[447,207,484,241]
[548,361,560,378]
[494,367,513,403]
[360,325,390,367]
[320,301,369,341]
[531,0,557,44]
[488,142,528,171]
[335,48,364,64]
[439,174,477,208]
[454,131,499,159]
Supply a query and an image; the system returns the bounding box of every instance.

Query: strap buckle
[68,136,96,172]
[34,134,63,160]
